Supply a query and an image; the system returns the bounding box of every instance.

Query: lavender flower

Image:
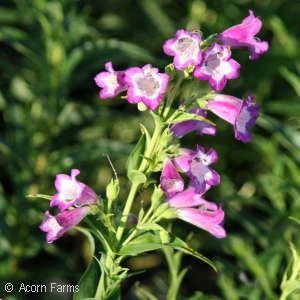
[166,187,226,238]
[50,169,98,212]
[206,94,260,143]
[173,146,220,194]
[193,43,240,91]
[170,108,216,138]
[163,29,202,70]
[94,62,128,98]
[160,157,184,198]
[216,10,269,60]
[39,206,91,243]
[123,64,169,110]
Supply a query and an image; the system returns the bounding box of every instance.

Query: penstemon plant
[31,10,269,299]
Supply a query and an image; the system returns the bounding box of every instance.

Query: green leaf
[118,231,216,270]
[126,124,151,175]
[73,228,101,300]
[128,170,147,185]
[281,66,300,97]
[26,194,52,200]
[281,280,300,297]
[126,132,146,174]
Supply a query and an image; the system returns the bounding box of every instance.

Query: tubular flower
[216,10,269,60]
[206,94,260,143]
[39,206,91,243]
[50,169,98,212]
[163,29,202,70]
[94,61,128,98]
[166,187,226,238]
[173,146,220,194]
[193,43,240,91]
[170,108,216,138]
[123,64,169,110]
[160,157,184,198]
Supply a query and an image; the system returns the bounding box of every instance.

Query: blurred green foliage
[1,0,300,299]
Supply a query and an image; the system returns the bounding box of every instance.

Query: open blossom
[171,108,216,138]
[216,10,268,60]
[123,64,169,110]
[50,169,98,212]
[206,94,260,143]
[193,43,240,91]
[94,61,128,98]
[160,157,184,198]
[39,206,91,243]
[173,146,220,194]
[163,29,202,70]
[166,186,226,238]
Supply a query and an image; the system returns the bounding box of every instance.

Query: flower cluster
[39,169,98,243]
[39,10,268,243]
[94,62,169,110]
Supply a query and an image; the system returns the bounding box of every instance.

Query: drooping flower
[193,43,240,91]
[123,64,169,110]
[166,186,226,238]
[50,169,98,212]
[163,29,202,70]
[94,61,128,98]
[160,157,184,198]
[170,108,216,138]
[173,146,220,194]
[39,206,91,243]
[206,94,260,143]
[216,10,269,60]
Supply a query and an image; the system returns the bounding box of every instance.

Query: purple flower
[216,10,269,60]
[50,169,98,212]
[193,43,240,91]
[123,64,169,110]
[163,29,202,70]
[94,61,128,98]
[160,157,184,198]
[166,187,226,238]
[173,146,220,194]
[206,94,260,143]
[170,108,216,138]
[39,206,91,243]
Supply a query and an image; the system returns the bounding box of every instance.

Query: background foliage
[1,0,300,299]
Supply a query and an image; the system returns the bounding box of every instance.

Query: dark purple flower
[163,29,202,70]
[216,10,269,60]
[39,206,91,243]
[193,43,240,91]
[206,94,260,143]
[160,157,184,198]
[50,169,98,212]
[94,61,128,98]
[123,64,169,110]
[170,108,216,138]
[173,146,220,194]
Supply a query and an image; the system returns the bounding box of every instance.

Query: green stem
[95,118,164,298]
[162,72,185,120]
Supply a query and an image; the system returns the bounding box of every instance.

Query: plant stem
[162,72,185,120]
[95,117,164,298]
